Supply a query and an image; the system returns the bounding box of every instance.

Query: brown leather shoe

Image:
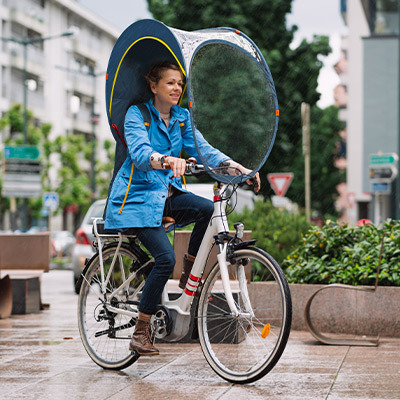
[179,254,196,289]
[129,319,159,356]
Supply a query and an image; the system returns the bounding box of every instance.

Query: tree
[0,104,113,230]
[290,105,345,216]
[147,0,341,215]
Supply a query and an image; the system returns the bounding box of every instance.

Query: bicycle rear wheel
[78,243,147,370]
[198,247,292,384]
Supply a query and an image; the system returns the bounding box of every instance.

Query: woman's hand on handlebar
[235,165,261,193]
[164,156,186,178]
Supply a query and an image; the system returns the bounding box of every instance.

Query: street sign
[4,146,40,160]
[43,192,59,210]
[369,153,397,166]
[1,174,42,198]
[267,173,294,197]
[1,146,42,198]
[371,182,391,194]
[369,153,398,184]
[3,159,42,174]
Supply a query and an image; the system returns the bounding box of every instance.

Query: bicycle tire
[77,242,147,370]
[197,247,292,384]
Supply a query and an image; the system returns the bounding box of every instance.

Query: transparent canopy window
[189,42,277,180]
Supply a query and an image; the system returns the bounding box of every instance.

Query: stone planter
[250,282,400,338]
[173,231,400,338]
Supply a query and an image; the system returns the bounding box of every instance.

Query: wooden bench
[0,233,50,318]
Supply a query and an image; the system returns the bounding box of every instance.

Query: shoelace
[143,323,155,344]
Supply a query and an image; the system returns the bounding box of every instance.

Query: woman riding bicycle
[104,60,260,356]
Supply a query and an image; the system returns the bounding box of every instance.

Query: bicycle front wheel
[198,247,292,384]
[78,243,147,370]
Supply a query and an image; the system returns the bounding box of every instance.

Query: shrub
[228,200,312,264]
[283,219,400,286]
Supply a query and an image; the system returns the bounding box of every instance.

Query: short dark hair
[145,61,184,85]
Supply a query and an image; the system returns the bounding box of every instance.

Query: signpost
[1,145,42,198]
[369,153,398,223]
[43,192,59,231]
[369,153,398,192]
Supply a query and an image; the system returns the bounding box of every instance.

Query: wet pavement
[1,269,400,400]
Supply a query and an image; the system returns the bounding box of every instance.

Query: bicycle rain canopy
[105,19,279,184]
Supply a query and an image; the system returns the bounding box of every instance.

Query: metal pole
[22,43,28,143]
[22,43,28,231]
[397,0,400,219]
[301,103,311,222]
[91,73,96,203]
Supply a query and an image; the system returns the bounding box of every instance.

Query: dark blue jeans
[133,190,213,315]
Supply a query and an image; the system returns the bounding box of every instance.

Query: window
[72,52,96,76]
[373,0,398,34]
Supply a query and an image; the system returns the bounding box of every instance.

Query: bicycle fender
[75,254,96,294]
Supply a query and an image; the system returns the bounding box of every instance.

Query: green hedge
[228,200,312,264]
[283,219,400,286]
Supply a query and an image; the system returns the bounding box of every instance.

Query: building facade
[0,0,122,229]
[341,0,398,224]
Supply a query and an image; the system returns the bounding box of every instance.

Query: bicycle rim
[198,247,292,383]
[78,243,146,370]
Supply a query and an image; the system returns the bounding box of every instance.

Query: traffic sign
[3,159,42,174]
[267,173,294,197]
[369,165,397,181]
[369,153,398,184]
[43,192,59,210]
[369,153,397,165]
[1,174,42,198]
[4,146,40,160]
[371,182,391,194]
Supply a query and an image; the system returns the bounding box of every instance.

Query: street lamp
[1,30,74,143]
[0,30,74,230]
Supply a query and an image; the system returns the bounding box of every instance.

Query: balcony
[9,0,45,35]
[70,73,94,98]
[9,43,45,76]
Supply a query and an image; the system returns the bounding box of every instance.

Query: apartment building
[341,0,398,224]
[0,0,120,185]
[0,0,127,229]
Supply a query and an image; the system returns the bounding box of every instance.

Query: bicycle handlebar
[162,159,259,192]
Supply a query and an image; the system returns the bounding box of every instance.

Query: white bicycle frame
[91,183,253,341]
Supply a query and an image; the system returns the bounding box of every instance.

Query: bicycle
[77,162,292,384]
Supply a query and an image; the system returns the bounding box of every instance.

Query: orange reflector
[189,101,193,108]
[144,122,150,126]
[235,29,241,34]
[261,323,271,338]
[276,110,280,116]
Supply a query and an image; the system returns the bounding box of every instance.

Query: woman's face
[150,69,183,109]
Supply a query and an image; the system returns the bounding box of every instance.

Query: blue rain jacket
[104,100,229,229]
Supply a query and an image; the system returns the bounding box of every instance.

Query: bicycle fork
[216,241,255,319]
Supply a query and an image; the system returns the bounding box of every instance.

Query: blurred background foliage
[149,0,344,218]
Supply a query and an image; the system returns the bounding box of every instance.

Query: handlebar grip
[250,176,259,194]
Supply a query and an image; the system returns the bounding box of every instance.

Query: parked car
[72,199,106,293]
[51,230,75,258]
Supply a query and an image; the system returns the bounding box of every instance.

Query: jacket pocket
[110,172,148,205]
[110,191,147,206]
